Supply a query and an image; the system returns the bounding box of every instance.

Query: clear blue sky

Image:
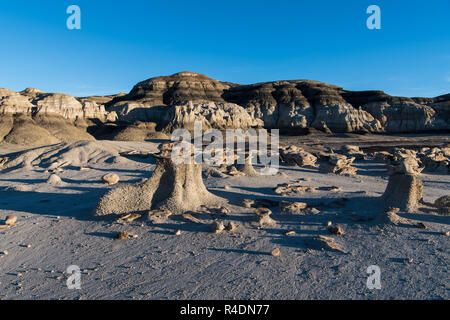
[0,0,449,97]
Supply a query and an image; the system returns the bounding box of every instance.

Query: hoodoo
[95,142,226,216]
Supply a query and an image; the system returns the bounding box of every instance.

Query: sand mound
[0,115,94,147]
[2,116,61,146]
[47,174,64,185]
[95,143,226,216]
[33,116,95,142]
[0,115,14,142]
[4,141,133,171]
[111,126,169,142]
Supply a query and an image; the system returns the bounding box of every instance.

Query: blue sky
[0,0,449,97]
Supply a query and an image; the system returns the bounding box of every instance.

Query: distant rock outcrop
[0,88,115,121]
[0,72,448,146]
[106,72,449,133]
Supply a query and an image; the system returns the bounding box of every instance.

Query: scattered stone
[280,202,308,214]
[443,231,449,237]
[254,208,276,227]
[310,235,346,253]
[0,157,8,169]
[271,248,281,257]
[148,209,172,218]
[240,199,255,208]
[225,222,238,232]
[227,166,245,176]
[211,221,225,234]
[5,215,17,226]
[279,146,317,167]
[306,208,321,215]
[434,196,450,215]
[379,207,413,226]
[255,207,272,216]
[117,213,142,223]
[327,225,344,235]
[102,173,120,185]
[341,145,366,160]
[274,183,315,195]
[200,206,230,216]
[0,250,8,256]
[114,232,133,240]
[175,230,182,236]
[387,157,423,175]
[285,231,296,236]
[182,213,202,224]
[318,154,357,175]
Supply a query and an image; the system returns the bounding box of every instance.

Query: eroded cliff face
[1,72,449,139]
[0,88,116,121]
[105,72,449,133]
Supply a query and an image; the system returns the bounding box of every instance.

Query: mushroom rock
[95,142,226,216]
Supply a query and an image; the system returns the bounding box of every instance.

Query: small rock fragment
[5,215,17,226]
[175,230,182,236]
[240,199,255,208]
[285,231,296,236]
[117,213,142,223]
[271,248,281,257]
[182,213,202,224]
[102,173,120,185]
[280,202,308,214]
[225,222,238,232]
[415,222,427,229]
[328,225,344,235]
[114,232,133,240]
[211,221,225,234]
[310,235,345,253]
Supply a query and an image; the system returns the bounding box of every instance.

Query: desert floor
[0,134,448,300]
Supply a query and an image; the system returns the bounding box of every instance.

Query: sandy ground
[0,135,449,300]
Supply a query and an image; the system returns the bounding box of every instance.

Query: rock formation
[1,71,449,146]
[279,145,317,167]
[381,158,423,212]
[95,142,226,216]
[318,153,357,175]
[105,72,449,134]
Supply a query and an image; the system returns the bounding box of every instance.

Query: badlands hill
[1,71,449,145]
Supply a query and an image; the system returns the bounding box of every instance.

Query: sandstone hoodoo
[381,157,424,212]
[95,142,226,216]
